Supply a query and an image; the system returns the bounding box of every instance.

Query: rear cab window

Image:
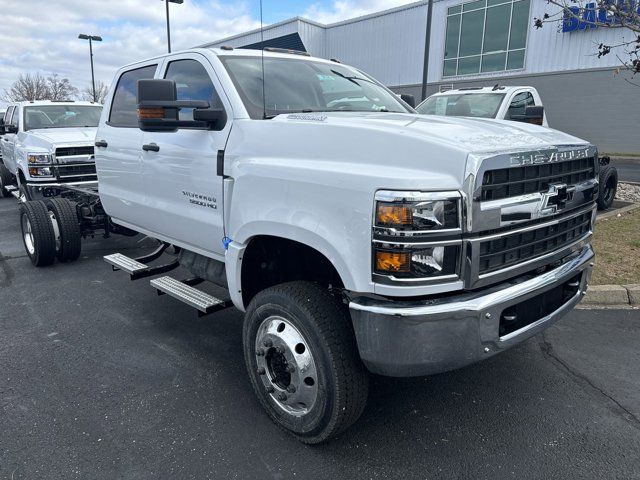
[108,64,158,127]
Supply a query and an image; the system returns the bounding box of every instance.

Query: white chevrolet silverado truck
[416,85,548,126]
[0,101,102,200]
[16,48,598,443]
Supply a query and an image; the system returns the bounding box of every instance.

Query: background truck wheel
[0,164,13,198]
[597,165,618,211]
[46,198,82,262]
[19,201,57,267]
[243,281,369,444]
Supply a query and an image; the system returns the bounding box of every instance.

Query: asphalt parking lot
[1,195,639,480]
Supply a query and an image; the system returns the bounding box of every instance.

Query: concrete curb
[582,284,640,306]
[596,201,640,222]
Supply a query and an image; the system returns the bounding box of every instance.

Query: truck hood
[22,127,97,150]
[276,112,587,154]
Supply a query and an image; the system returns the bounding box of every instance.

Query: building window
[444,0,530,77]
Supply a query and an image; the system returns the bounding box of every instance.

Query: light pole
[78,34,102,102]
[420,0,434,101]
[164,0,184,53]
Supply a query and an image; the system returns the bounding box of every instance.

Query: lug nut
[277,393,288,401]
[263,339,273,348]
[256,348,265,356]
[287,385,296,394]
[257,367,266,375]
[265,385,274,393]
[485,313,491,319]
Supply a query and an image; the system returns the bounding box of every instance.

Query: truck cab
[0,100,102,200]
[416,86,548,126]
[18,48,597,444]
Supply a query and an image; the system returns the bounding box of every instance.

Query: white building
[204,0,639,154]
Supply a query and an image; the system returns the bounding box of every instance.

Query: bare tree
[1,73,49,102]
[534,1,640,80]
[46,74,78,101]
[80,81,109,104]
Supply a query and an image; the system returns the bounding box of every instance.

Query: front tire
[19,201,57,267]
[46,198,82,262]
[243,282,369,444]
[597,165,618,211]
[19,184,31,203]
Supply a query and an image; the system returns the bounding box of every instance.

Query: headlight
[374,191,460,232]
[373,190,462,282]
[28,153,53,164]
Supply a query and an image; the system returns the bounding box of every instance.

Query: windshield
[24,105,102,130]
[220,56,411,119]
[416,93,505,118]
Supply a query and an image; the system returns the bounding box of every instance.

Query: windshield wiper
[330,70,378,87]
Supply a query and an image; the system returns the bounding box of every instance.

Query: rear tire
[597,165,618,211]
[46,198,82,262]
[0,164,13,198]
[19,201,57,267]
[243,281,369,444]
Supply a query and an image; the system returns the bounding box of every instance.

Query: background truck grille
[478,211,591,274]
[52,163,97,180]
[55,146,95,157]
[481,158,595,201]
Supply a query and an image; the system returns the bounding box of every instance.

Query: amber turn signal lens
[138,107,165,119]
[375,251,410,273]
[376,203,412,226]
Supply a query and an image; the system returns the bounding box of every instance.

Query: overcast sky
[0,0,417,107]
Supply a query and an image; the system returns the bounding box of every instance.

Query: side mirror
[4,124,18,134]
[400,94,416,109]
[523,106,544,125]
[0,119,5,135]
[137,79,225,132]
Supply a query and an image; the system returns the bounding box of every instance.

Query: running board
[150,276,231,316]
[104,252,179,280]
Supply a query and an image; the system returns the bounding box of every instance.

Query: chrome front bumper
[349,244,594,377]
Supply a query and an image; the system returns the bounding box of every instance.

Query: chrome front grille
[481,157,596,201]
[53,145,97,182]
[477,210,592,275]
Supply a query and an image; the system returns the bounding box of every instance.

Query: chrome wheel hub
[21,214,35,255]
[255,316,318,416]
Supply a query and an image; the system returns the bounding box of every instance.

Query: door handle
[142,143,160,152]
[95,140,108,148]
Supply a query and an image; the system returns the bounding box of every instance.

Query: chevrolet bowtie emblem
[542,183,575,213]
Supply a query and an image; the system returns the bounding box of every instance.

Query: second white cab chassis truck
[19,47,598,443]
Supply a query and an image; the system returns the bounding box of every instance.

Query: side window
[164,59,222,121]
[507,92,535,119]
[109,64,157,127]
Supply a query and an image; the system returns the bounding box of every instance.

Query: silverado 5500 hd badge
[182,190,217,209]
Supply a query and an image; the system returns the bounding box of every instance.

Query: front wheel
[243,282,369,444]
[597,165,618,211]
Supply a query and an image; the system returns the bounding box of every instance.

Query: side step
[104,251,179,280]
[104,253,150,275]
[6,185,20,200]
[150,276,231,316]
